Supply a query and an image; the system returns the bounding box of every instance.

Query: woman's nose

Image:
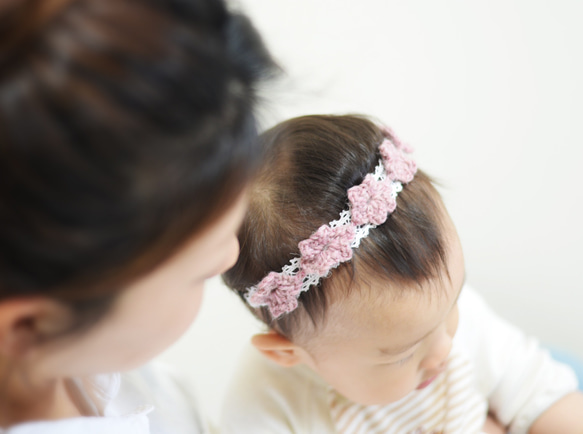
[218,236,241,275]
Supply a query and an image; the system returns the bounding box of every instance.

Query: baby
[222,115,583,433]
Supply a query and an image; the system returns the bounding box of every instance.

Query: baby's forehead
[317,280,447,343]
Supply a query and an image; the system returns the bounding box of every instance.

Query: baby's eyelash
[394,353,415,366]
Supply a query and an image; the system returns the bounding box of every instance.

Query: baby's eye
[394,353,415,366]
[379,352,415,367]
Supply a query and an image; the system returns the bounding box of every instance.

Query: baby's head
[224,115,466,405]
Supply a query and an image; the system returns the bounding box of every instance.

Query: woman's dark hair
[0,0,276,330]
[223,115,448,340]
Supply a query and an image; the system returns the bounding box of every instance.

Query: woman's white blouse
[1,363,208,434]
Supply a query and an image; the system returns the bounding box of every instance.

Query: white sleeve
[220,345,336,434]
[456,286,578,434]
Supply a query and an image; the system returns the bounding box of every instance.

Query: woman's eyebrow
[377,273,466,357]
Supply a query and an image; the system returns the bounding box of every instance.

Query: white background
[157,0,583,423]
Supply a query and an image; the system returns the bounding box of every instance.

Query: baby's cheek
[447,305,460,337]
[394,371,420,399]
[372,370,420,405]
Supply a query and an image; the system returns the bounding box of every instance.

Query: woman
[0,0,275,432]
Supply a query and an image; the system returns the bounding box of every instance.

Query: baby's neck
[0,367,83,428]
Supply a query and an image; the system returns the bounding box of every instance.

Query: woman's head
[0,0,274,367]
[223,114,466,404]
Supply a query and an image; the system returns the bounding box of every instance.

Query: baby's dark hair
[0,0,276,332]
[223,115,449,339]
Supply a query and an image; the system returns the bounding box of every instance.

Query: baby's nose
[420,331,453,372]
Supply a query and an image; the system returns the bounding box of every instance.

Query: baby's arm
[527,391,583,434]
[456,287,579,433]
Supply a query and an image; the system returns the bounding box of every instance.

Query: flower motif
[379,140,417,183]
[299,224,355,276]
[348,174,396,226]
[248,271,305,318]
[379,126,414,153]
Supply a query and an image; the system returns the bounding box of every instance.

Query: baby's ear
[251,330,312,368]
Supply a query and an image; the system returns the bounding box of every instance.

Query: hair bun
[224,12,277,85]
[0,0,77,57]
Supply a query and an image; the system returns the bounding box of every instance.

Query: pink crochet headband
[245,127,417,318]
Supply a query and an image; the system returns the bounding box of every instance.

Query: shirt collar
[2,406,153,434]
[1,373,154,434]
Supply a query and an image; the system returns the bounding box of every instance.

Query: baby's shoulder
[454,285,509,368]
[226,344,326,403]
[221,345,335,433]
[456,284,498,339]
[457,284,488,313]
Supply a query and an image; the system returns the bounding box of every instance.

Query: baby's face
[299,213,465,406]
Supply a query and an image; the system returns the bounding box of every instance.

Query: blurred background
[156,0,583,423]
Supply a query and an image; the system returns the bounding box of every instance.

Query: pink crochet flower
[379,125,414,153]
[248,271,304,318]
[348,174,396,226]
[299,224,355,276]
[379,139,417,183]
